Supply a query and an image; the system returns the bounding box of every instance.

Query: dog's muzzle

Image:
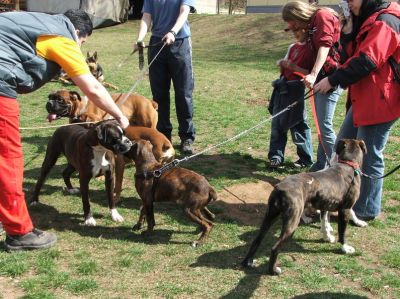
[113,136,133,154]
[46,98,71,116]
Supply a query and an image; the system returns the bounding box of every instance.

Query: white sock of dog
[349,209,368,227]
[321,213,335,243]
[110,208,124,222]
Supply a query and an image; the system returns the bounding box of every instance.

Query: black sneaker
[180,139,194,155]
[5,229,57,251]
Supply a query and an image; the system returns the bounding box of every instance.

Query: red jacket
[331,3,400,127]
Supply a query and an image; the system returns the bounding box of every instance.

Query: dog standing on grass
[30,120,132,226]
[125,140,217,247]
[241,139,367,275]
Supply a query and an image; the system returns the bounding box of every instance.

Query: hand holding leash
[162,30,176,45]
[313,77,333,94]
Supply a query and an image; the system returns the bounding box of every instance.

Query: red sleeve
[311,9,339,49]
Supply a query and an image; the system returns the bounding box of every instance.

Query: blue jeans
[268,106,313,166]
[148,36,196,142]
[309,88,342,171]
[336,107,398,218]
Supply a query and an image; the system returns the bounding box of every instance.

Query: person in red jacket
[314,0,400,221]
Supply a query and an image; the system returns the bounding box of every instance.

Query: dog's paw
[84,217,97,226]
[132,223,141,231]
[326,222,334,232]
[352,219,368,228]
[323,233,335,243]
[29,200,39,206]
[63,187,80,195]
[191,241,199,248]
[241,258,255,268]
[110,209,124,222]
[269,266,282,276]
[341,243,355,254]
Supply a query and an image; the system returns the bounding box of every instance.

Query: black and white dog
[30,120,132,226]
[242,139,367,275]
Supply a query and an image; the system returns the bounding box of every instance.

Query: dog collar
[338,159,361,175]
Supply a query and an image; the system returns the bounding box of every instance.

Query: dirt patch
[215,181,274,226]
[0,276,24,299]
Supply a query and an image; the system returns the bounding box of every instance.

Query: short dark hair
[64,9,93,37]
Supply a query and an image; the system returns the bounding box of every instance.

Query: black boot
[5,228,57,251]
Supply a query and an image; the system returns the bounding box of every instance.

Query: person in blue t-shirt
[133,0,196,154]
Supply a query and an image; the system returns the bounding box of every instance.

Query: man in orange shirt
[0,9,129,251]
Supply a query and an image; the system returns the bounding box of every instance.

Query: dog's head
[336,139,367,166]
[86,51,104,82]
[92,120,132,154]
[46,89,83,121]
[124,139,157,164]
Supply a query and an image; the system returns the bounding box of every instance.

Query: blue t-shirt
[143,0,195,39]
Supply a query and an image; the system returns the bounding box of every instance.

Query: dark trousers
[267,78,313,165]
[148,36,195,142]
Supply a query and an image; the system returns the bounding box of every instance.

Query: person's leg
[0,97,34,235]
[352,119,397,219]
[309,88,342,171]
[169,38,196,146]
[148,36,173,141]
[268,106,288,165]
[0,97,56,251]
[290,119,313,167]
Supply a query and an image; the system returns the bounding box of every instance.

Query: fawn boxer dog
[113,126,175,202]
[241,139,366,275]
[46,89,158,129]
[125,140,217,247]
[30,120,132,226]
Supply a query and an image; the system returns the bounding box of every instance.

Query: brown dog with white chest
[241,139,367,275]
[125,139,217,247]
[46,89,158,129]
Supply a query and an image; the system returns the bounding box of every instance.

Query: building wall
[247,0,340,13]
[196,0,217,14]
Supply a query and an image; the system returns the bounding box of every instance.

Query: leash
[104,42,167,120]
[137,92,315,178]
[19,121,97,131]
[293,72,331,167]
[358,164,400,180]
[117,41,164,69]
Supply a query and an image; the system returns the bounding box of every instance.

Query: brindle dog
[125,140,217,247]
[242,139,367,275]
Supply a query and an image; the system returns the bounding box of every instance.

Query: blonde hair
[282,1,337,23]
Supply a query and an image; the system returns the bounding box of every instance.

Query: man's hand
[313,77,333,94]
[162,31,176,45]
[133,40,146,52]
[116,115,130,129]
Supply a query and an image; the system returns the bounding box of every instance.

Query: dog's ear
[70,91,82,102]
[87,51,90,58]
[93,51,98,61]
[336,139,346,155]
[357,139,367,154]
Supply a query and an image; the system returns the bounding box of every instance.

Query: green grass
[0,13,399,298]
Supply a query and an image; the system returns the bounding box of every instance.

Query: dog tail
[208,187,218,203]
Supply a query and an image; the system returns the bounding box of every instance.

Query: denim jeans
[268,105,313,166]
[148,36,196,142]
[336,107,398,218]
[309,87,342,171]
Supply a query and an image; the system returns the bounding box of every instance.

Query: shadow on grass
[190,228,344,298]
[291,293,368,299]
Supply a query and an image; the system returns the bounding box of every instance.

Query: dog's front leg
[133,205,146,230]
[80,174,96,226]
[339,209,355,254]
[143,191,155,234]
[113,154,125,202]
[105,169,124,222]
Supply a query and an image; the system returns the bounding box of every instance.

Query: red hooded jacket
[329,3,400,127]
